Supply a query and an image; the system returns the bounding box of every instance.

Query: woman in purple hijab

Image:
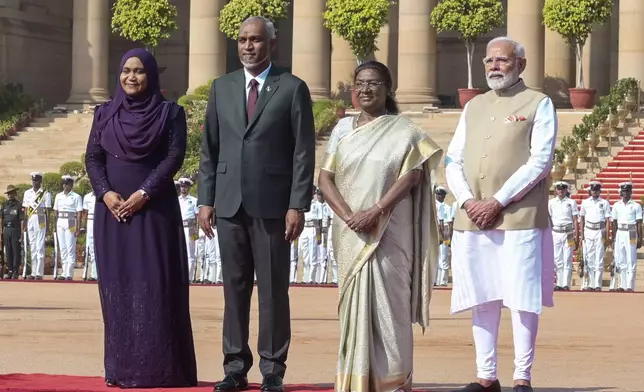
[85,48,197,388]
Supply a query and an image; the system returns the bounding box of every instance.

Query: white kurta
[445,97,557,315]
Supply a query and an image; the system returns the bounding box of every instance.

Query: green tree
[111,0,179,53]
[543,0,613,89]
[430,0,504,89]
[219,0,290,40]
[323,0,392,62]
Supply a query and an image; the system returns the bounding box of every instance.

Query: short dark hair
[354,61,399,115]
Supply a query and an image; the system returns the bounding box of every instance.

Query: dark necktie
[247,79,259,121]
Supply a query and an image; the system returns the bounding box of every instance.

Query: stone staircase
[0,112,93,190]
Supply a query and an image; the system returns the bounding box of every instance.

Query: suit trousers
[3,227,21,273]
[217,205,291,378]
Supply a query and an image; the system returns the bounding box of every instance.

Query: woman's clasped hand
[103,190,149,222]
[345,206,381,233]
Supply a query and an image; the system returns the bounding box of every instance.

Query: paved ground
[0,281,642,391]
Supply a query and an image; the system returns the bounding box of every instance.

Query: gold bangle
[375,201,385,215]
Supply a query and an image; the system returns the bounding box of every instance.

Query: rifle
[610,262,615,278]
[53,231,60,280]
[21,231,28,279]
[577,245,585,278]
[82,242,89,281]
[199,237,208,283]
[321,229,329,284]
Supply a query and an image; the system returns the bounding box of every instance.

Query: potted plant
[324,0,392,109]
[561,135,578,174]
[430,0,504,108]
[543,0,613,109]
[219,0,290,40]
[551,148,566,181]
[572,124,589,162]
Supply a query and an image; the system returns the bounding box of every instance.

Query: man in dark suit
[197,15,315,392]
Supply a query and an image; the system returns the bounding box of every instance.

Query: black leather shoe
[513,385,533,392]
[214,373,248,392]
[453,380,501,392]
[260,374,284,392]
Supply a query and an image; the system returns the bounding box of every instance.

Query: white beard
[241,52,270,71]
[486,67,520,90]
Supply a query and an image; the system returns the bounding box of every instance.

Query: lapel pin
[266,86,271,92]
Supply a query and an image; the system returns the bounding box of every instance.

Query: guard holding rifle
[1,185,25,279]
[609,182,642,292]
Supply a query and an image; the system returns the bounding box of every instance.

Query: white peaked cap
[174,180,180,185]
[435,185,447,192]
[30,172,43,178]
[554,181,569,187]
[179,177,194,186]
[61,175,75,181]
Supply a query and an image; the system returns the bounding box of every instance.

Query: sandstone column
[395,0,440,106]
[618,0,644,84]
[582,23,611,97]
[67,0,109,105]
[506,0,545,91]
[544,30,574,106]
[292,0,330,100]
[330,34,356,101]
[187,0,227,93]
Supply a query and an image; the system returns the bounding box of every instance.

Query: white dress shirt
[611,200,643,224]
[445,96,557,208]
[548,197,578,226]
[244,63,272,100]
[579,197,611,223]
[54,191,83,214]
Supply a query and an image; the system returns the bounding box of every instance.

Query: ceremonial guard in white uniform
[289,238,299,283]
[83,190,98,280]
[317,189,333,284]
[609,182,642,292]
[579,182,610,291]
[548,181,578,290]
[435,186,451,286]
[22,172,51,279]
[327,210,338,284]
[53,176,83,280]
[178,178,199,281]
[300,189,322,284]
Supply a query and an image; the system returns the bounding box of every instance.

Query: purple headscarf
[96,48,172,162]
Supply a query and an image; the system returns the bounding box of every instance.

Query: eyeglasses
[354,80,386,90]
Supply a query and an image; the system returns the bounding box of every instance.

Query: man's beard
[240,52,269,70]
[486,67,520,90]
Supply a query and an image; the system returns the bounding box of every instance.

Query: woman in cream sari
[318,61,443,392]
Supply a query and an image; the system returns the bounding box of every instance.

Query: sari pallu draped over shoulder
[322,115,442,392]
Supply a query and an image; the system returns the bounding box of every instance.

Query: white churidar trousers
[451,228,554,382]
[56,222,77,279]
[26,215,46,277]
[613,229,637,290]
[473,300,539,381]
[552,231,573,287]
[582,227,605,289]
[299,226,318,283]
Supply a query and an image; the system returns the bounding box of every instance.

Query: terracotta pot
[351,89,359,109]
[569,88,597,109]
[336,107,346,118]
[457,88,485,108]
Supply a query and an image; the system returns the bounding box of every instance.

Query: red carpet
[0,374,338,392]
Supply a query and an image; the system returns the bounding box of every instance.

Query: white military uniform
[435,199,450,286]
[316,201,333,283]
[53,189,83,279]
[289,239,299,283]
[300,199,322,283]
[83,192,98,280]
[22,184,51,278]
[548,195,578,288]
[579,195,610,290]
[178,193,199,280]
[611,198,642,291]
[198,226,221,283]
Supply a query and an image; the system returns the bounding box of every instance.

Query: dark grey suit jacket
[197,66,315,219]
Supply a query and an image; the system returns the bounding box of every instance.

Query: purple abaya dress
[85,101,198,388]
